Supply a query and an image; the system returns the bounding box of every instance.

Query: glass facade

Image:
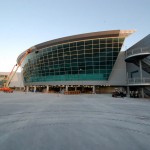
[22,37,124,83]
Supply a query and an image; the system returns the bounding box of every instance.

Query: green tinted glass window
[23,37,123,83]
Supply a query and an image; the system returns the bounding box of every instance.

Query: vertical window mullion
[83,41,86,75]
[92,40,94,74]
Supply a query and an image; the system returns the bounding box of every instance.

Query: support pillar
[139,60,144,98]
[141,87,144,98]
[82,86,84,93]
[34,86,36,92]
[92,85,95,94]
[139,60,143,82]
[127,86,130,97]
[66,85,68,91]
[26,86,29,92]
[46,85,49,93]
[75,86,77,91]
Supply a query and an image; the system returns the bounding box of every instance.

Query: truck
[0,87,13,93]
[112,88,126,98]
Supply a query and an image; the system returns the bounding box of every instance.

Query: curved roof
[17,30,135,64]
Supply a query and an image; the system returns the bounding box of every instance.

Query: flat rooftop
[0,92,150,150]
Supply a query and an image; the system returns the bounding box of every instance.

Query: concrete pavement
[0,92,150,150]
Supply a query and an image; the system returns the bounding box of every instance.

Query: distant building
[0,72,23,90]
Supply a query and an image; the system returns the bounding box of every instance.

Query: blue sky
[0,0,149,72]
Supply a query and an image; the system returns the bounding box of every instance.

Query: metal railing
[126,47,150,58]
[144,87,150,97]
[128,78,150,85]
[143,57,150,65]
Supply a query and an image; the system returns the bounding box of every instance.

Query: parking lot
[0,92,150,150]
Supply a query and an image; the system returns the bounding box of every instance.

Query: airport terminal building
[16,30,150,97]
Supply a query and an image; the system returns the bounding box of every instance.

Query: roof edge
[17,29,135,64]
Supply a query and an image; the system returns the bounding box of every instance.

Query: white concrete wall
[108,51,127,85]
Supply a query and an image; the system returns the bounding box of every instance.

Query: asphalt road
[0,92,150,150]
